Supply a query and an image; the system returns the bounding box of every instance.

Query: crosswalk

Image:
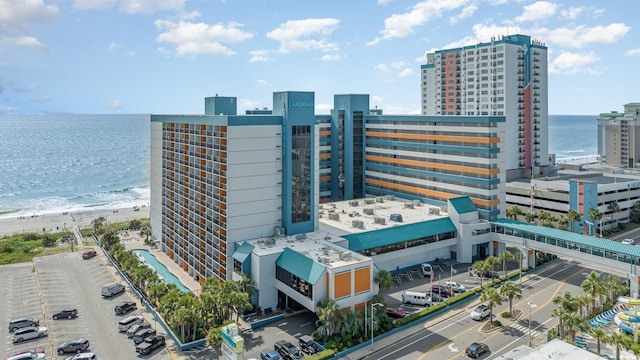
[506,322,541,338]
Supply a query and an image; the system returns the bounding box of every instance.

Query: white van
[402,291,431,306]
[102,282,125,297]
[118,315,144,332]
[420,263,433,276]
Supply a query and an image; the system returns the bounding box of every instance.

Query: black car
[53,308,78,320]
[136,335,165,355]
[133,328,157,345]
[298,335,321,355]
[57,339,90,355]
[274,340,302,360]
[465,342,489,358]
[114,301,137,315]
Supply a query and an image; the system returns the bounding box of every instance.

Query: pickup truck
[135,335,165,355]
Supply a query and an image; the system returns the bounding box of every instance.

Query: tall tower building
[421,34,549,181]
[597,103,640,168]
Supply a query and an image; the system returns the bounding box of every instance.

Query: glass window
[291,126,312,223]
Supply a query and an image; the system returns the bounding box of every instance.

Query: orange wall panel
[354,267,371,293]
[334,272,351,299]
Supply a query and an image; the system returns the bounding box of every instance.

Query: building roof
[275,248,326,285]
[491,218,640,256]
[344,217,457,252]
[232,242,254,263]
[514,339,603,360]
[449,196,477,214]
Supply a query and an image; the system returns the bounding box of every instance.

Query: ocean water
[0,114,150,219]
[0,113,597,220]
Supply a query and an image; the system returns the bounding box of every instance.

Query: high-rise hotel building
[150,92,506,283]
[597,103,640,168]
[421,34,549,181]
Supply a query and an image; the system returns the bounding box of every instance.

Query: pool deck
[120,232,201,294]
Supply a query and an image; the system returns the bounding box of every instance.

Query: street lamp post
[371,302,384,350]
[599,217,611,238]
[528,301,537,346]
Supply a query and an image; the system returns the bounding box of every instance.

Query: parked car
[5,353,45,360]
[8,318,39,332]
[82,250,97,259]
[53,308,78,320]
[465,342,489,358]
[118,315,144,332]
[136,335,165,355]
[64,353,96,360]
[470,305,491,321]
[12,327,48,343]
[386,306,405,319]
[114,301,137,315]
[126,322,150,338]
[6,347,45,358]
[444,281,466,292]
[133,328,157,344]
[420,263,433,276]
[57,339,90,355]
[430,285,452,298]
[429,293,444,304]
[260,350,281,360]
[622,238,635,245]
[298,335,321,355]
[274,340,302,360]
[482,271,501,279]
[101,282,125,297]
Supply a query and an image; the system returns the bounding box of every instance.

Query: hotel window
[291,125,312,223]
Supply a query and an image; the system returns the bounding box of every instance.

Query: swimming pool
[133,249,190,293]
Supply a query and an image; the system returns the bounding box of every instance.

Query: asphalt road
[360,260,603,360]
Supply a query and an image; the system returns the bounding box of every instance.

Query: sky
[0,0,638,116]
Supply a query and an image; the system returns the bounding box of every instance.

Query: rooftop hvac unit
[352,220,364,229]
[440,206,448,213]
[349,200,359,207]
[349,211,359,217]
[323,248,330,255]
[384,195,394,200]
[295,233,306,241]
[390,214,403,222]
[265,238,275,247]
[365,198,375,204]
[374,217,386,225]
[273,226,285,237]
[331,203,337,208]
[328,213,340,221]
[376,197,384,203]
[429,208,440,215]
[318,256,330,264]
[363,208,374,215]
[340,252,352,261]
[404,203,415,209]
[413,200,422,206]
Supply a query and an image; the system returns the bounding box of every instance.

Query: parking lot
[2,251,172,359]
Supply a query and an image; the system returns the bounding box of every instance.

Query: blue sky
[0,0,637,115]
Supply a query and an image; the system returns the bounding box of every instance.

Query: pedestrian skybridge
[491,219,640,278]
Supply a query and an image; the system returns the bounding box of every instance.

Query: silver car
[12,326,48,343]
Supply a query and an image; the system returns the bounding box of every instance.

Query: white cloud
[449,4,477,25]
[321,54,341,61]
[249,50,272,62]
[315,103,333,114]
[73,0,116,10]
[442,23,520,49]
[106,99,123,109]
[536,22,630,48]
[368,0,470,45]
[118,0,184,14]
[549,51,600,75]
[514,1,558,23]
[239,99,261,112]
[487,0,509,4]
[398,68,414,77]
[256,80,267,87]
[377,61,414,79]
[560,6,582,20]
[267,18,340,54]
[377,0,396,4]
[155,19,253,57]
[376,64,390,73]
[0,0,58,50]
[626,48,640,56]
[0,104,20,115]
[108,42,120,53]
[9,81,38,92]
[33,95,52,103]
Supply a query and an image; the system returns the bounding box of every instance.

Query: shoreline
[0,206,151,237]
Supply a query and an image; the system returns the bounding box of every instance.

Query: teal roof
[344,217,457,252]
[232,242,254,263]
[491,218,640,257]
[275,248,326,285]
[449,196,477,214]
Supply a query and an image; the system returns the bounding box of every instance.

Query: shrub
[491,320,502,327]
[23,233,39,241]
[1,243,13,253]
[304,349,335,360]
[501,311,511,318]
[42,236,56,247]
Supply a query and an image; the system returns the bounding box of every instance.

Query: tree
[525,211,536,224]
[563,311,587,342]
[92,216,106,233]
[506,205,524,220]
[607,201,621,227]
[41,235,56,247]
[557,215,569,230]
[480,287,502,327]
[499,251,514,278]
[129,219,142,230]
[374,269,392,294]
[587,207,603,236]
[588,327,607,354]
[607,330,632,360]
[581,271,604,316]
[472,260,490,287]
[206,326,223,359]
[538,210,553,227]
[551,307,569,339]
[499,281,522,317]
[567,209,581,232]
[485,256,500,273]
[316,298,339,337]
[631,201,640,223]
[553,291,578,312]
[101,230,119,251]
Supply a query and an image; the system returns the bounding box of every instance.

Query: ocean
[0,114,598,219]
[0,114,150,219]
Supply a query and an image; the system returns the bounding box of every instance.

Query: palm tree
[499,281,523,317]
[506,205,524,220]
[588,327,607,354]
[92,216,106,233]
[587,207,603,236]
[563,311,587,342]
[207,326,223,359]
[525,211,536,224]
[553,291,578,312]
[581,271,604,316]
[557,215,569,230]
[608,331,632,360]
[480,287,503,327]
[567,209,581,232]
[374,269,392,294]
[499,251,514,278]
[316,298,339,337]
[603,274,626,304]
[472,260,489,287]
[140,227,153,246]
[551,307,569,339]
[608,200,621,227]
[538,210,553,226]
[485,256,500,275]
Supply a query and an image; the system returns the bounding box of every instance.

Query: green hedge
[304,349,335,360]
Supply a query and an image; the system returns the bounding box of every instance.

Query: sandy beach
[0,206,151,237]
